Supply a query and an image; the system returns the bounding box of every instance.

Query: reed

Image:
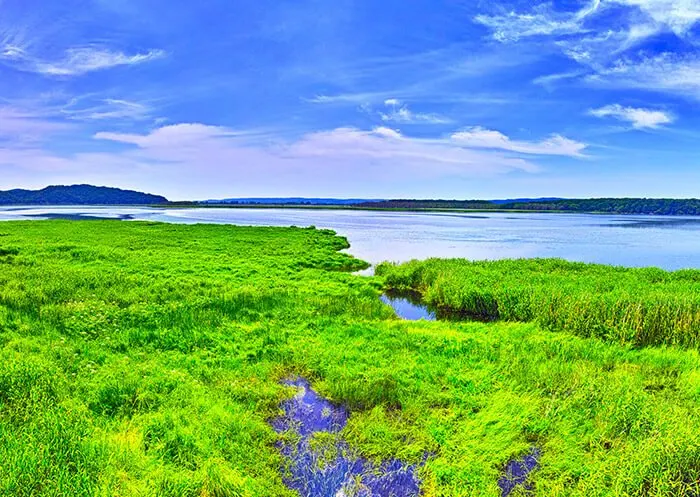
[377,258,700,348]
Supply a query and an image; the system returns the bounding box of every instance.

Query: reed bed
[377,258,700,347]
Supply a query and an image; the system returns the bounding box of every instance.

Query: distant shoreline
[2,202,699,217]
[159,203,700,216]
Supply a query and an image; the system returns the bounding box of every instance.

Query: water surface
[380,291,436,321]
[1,206,699,269]
[271,377,422,497]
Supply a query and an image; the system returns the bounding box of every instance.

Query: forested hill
[0,185,169,205]
[357,198,700,215]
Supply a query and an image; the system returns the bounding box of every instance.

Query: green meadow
[0,221,699,496]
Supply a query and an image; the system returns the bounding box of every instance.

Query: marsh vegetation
[0,221,698,496]
[378,258,700,348]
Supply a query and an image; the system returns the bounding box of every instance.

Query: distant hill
[202,197,382,205]
[0,185,169,205]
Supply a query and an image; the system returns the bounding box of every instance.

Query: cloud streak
[589,104,674,129]
[586,53,700,100]
[379,99,452,124]
[0,107,70,143]
[451,127,587,157]
[1,46,165,76]
[478,1,700,101]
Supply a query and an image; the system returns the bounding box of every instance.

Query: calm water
[1,206,700,270]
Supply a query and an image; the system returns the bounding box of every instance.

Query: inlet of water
[380,290,436,321]
[271,377,423,497]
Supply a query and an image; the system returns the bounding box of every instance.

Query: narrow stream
[380,290,436,321]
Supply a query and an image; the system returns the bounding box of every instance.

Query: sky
[1,0,700,200]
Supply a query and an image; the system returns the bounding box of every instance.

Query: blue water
[2,206,700,269]
[271,377,422,497]
[380,293,436,321]
[499,448,541,497]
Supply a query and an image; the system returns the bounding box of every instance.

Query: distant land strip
[203,198,700,216]
[2,185,700,215]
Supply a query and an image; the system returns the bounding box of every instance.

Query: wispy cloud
[0,107,70,143]
[474,1,600,42]
[477,0,699,47]
[94,123,542,173]
[308,91,514,106]
[533,71,585,88]
[1,46,165,76]
[61,97,153,121]
[478,1,700,100]
[378,99,452,124]
[586,53,700,100]
[615,0,700,36]
[589,104,674,129]
[451,127,587,157]
[477,0,700,75]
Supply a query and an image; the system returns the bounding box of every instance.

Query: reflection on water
[600,217,700,228]
[381,290,436,321]
[499,448,541,497]
[271,377,423,496]
[24,213,135,221]
[2,206,700,270]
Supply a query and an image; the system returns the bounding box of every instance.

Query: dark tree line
[357,198,700,215]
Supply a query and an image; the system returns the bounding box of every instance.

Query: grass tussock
[377,258,700,348]
[0,221,698,496]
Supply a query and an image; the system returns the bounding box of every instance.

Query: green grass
[0,221,699,496]
[377,258,700,348]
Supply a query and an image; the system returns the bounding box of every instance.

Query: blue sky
[1,0,699,200]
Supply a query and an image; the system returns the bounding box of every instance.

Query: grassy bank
[0,221,699,496]
[376,258,700,348]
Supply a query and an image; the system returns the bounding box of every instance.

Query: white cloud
[95,123,540,173]
[61,98,152,121]
[589,104,674,128]
[587,53,700,100]
[0,45,165,76]
[474,1,600,42]
[533,70,585,87]
[451,127,587,157]
[34,48,164,76]
[477,0,700,73]
[379,100,452,124]
[306,92,393,104]
[612,0,700,36]
[0,121,591,198]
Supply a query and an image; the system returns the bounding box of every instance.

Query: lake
[1,206,699,270]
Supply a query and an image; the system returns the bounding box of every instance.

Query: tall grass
[377,258,700,347]
[0,221,698,496]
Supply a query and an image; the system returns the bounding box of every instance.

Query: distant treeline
[358,200,496,210]
[358,198,700,215]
